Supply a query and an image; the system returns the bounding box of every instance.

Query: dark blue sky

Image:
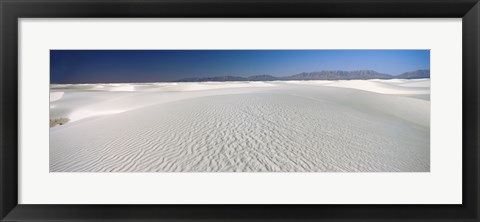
[50,50,430,83]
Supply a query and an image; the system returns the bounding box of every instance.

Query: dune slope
[50,80,430,172]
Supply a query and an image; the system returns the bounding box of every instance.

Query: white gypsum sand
[49,79,430,172]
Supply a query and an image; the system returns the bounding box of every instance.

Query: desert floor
[50,79,430,172]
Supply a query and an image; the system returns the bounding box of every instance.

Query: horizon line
[50,68,430,84]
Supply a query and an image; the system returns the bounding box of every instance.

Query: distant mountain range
[175,69,430,82]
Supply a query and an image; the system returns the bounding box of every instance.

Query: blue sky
[50,50,430,83]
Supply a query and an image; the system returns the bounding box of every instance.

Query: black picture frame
[1,0,479,221]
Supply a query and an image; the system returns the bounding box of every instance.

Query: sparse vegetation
[50,117,70,128]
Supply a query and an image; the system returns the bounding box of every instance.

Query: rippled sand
[50,79,430,172]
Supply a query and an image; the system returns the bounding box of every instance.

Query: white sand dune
[49,92,64,102]
[50,79,430,172]
[286,78,430,95]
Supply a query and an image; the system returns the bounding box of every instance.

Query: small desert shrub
[50,117,70,128]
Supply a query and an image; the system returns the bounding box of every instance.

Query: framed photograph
[1,0,479,221]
